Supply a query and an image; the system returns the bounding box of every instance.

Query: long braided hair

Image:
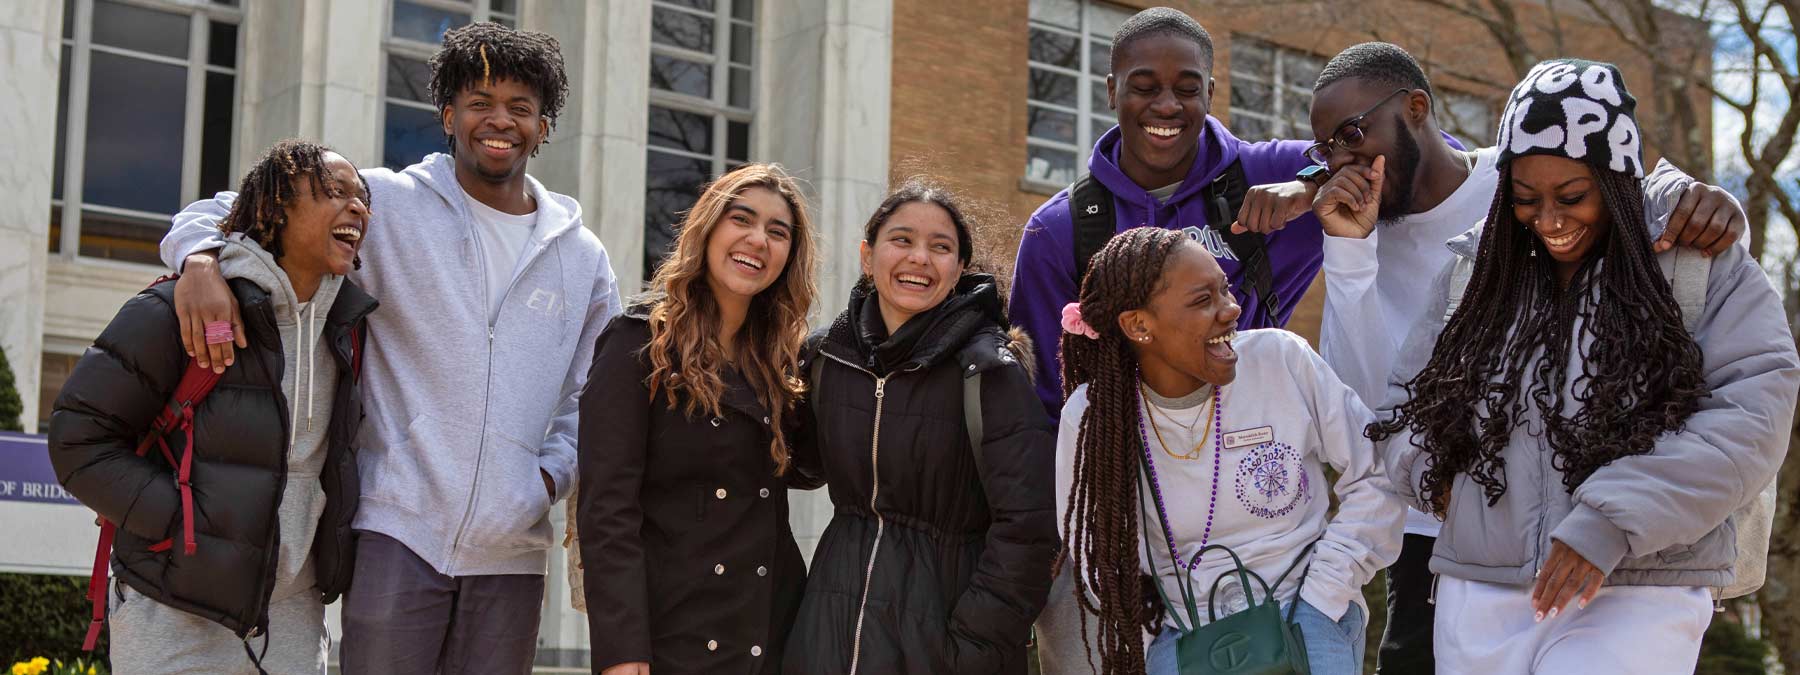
[218,139,367,269]
[1060,227,1190,674]
[1366,162,1708,511]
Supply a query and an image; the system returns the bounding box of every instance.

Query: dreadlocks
[1367,164,1708,511]
[1059,227,1190,675]
[218,139,366,268]
[428,21,569,154]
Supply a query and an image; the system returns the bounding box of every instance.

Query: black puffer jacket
[782,274,1058,674]
[49,277,375,638]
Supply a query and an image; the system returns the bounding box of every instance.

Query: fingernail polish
[1534,611,1544,623]
[1547,607,1558,620]
[1579,598,1588,610]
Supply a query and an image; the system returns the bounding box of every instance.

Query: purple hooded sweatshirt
[1008,118,1321,421]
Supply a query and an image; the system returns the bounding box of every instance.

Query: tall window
[1025,0,1131,187]
[51,0,243,266]
[644,0,756,280]
[1226,36,1322,142]
[382,0,519,171]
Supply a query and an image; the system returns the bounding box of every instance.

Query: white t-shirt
[1055,330,1403,628]
[1318,147,1499,537]
[462,185,539,321]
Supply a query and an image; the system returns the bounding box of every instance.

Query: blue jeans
[1147,600,1366,675]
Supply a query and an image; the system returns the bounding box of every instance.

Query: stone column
[0,0,62,432]
[761,0,894,561]
[236,0,383,171]
[529,0,651,290]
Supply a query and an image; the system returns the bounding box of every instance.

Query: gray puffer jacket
[1378,170,1800,590]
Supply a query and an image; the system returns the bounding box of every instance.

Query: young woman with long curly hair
[1369,59,1800,673]
[576,163,817,675]
[1055,226,1402,674]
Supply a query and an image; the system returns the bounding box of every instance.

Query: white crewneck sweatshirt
[1055,329,1403,627]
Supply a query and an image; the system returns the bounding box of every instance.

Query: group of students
[43,7,1800,675]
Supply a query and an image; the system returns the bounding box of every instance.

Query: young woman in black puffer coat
[50,140,375,674]
[782,180,1058,674]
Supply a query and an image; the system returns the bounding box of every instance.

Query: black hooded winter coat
[782,274,1058,674]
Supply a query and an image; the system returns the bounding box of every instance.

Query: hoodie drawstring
[288,302,318,447]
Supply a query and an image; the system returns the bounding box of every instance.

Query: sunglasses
[1303,88,1411,167]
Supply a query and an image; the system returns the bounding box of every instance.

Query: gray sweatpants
[340,531,545,675]
[1035,561,1101,674]
[107,579,327,675]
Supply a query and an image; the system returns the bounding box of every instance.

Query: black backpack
[1067,159,1281,327]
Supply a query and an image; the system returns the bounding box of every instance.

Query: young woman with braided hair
[1055,226,1402,674]
[1369,59,1800,673]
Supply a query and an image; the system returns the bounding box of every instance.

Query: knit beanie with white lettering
[1496,59,1643,177]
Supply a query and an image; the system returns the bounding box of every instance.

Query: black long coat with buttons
[577,308,807,675]
[782,275,1059,675]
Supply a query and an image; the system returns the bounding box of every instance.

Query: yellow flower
[20,658,48,675]
[12,662,29,675]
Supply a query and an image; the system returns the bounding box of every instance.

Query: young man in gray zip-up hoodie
[159,24,619,674]
[1372,59,1800,674]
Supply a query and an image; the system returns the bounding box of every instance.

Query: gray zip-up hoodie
[1377,169,1800,589]
[218,236,342,601]
[163,153,622,576]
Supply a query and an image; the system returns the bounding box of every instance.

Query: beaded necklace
[1136,383,1225,571]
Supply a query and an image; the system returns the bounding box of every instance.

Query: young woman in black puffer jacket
[782,180,1058,675]
[50,140,375,674]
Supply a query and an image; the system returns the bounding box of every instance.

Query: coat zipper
[447,211,545,566]
[822,351,922,675]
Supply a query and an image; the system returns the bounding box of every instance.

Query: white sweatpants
[1434,576,1712,675]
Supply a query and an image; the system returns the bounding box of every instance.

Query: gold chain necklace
[1141,385,1216,461]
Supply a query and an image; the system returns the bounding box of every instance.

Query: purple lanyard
[1136,384,1225,572]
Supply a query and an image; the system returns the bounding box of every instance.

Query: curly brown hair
[1060,227,1191,674]
[643,163,817,475]
[1366,164,1709,511]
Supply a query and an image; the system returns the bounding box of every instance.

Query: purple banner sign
[0,432,80,505]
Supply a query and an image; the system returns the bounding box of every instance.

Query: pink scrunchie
[1060,302,1099,340]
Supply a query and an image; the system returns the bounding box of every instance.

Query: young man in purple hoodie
[1008,8,1326,422]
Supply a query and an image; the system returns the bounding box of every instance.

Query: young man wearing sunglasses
[1302,42,1745,675]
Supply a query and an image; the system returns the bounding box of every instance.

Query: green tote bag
[1137,462,1316,675]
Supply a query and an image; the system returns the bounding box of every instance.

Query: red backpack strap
[83,356,221,651]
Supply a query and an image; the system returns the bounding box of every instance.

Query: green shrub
[0,574,107,668]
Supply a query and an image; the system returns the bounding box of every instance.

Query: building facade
[0,0,1704,668]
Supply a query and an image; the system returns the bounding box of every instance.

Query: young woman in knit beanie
[1370,59,1800,672]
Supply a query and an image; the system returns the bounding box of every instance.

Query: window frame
[378,0,520,171]
[642,0,756,279]
[1225,35,1321,143]
[1023,0,1130,192]
[52,0,244,265]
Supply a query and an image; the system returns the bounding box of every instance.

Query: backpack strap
[963,370,985,478]
[1206,160,1280,327]
[1070,174,1116,289]
[83,357,222,651]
